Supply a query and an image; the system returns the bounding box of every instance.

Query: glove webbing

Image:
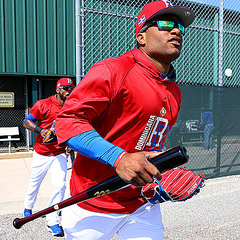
[161,168,204,201]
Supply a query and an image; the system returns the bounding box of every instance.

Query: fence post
[215,0,224,175]
[215,87,222,175]
[75,0,84,85]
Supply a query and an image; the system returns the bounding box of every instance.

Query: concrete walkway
[0,151,240,240]
[0,151,72,215]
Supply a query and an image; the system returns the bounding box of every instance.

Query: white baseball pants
[61,192,164,240]
[24,151,67,226]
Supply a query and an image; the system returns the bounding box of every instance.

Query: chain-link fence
[80,0,240,178]
[81,0,240,87]
[0,77,27,150]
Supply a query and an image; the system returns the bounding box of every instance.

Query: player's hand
[66,146,74,155]
[40,129,49,138]
[115,151,162,187]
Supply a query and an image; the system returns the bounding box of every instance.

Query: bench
[0,127,20,153]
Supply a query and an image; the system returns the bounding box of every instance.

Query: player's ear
[136,32,146,46]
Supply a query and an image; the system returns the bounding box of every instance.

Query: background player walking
[23,78,75,237]
[55,1,196,239]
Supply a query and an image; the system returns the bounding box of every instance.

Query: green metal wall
[1,0,240,85]
[0,0,75,76]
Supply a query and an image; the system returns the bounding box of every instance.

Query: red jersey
[56,49,181,214]
[30,95,66,156]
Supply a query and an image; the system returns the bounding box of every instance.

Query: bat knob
[13,218,22,229]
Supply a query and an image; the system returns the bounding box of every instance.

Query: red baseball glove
[141,167,205,203]
[160,167,205,201]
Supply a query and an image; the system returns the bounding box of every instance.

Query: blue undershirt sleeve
[23,113,38,125]
[66,130,125,168]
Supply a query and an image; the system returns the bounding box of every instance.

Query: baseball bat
[13,145,188,229]
[70,152,75,165]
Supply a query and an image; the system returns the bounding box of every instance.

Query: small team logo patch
[138,15,146,27]
[163,0,173,7]
[67,78,73,84]
[183,11,191,16]
[160,107,166,117]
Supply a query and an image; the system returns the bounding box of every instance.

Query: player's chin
[172,45,181,54]
[62,96,68,102]
[167,51,181,62]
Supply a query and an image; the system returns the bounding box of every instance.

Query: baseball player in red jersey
[23,78,75,237]
[56,1,195,239]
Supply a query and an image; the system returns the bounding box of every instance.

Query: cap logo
[163,0,173,7]
[67,78,73,84]
[183,11,191,16]
[138,15,146,27]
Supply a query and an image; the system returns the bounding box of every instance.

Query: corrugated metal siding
[0,0,75,76]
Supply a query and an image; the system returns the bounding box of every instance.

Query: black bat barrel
[151,145,189,172]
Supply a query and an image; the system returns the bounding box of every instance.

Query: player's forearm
[23,113,43,133]
[23,120,38,131]
[66,130,126,168]
[23,120,45,134]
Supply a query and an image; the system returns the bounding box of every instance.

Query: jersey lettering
[135,115,169,151]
